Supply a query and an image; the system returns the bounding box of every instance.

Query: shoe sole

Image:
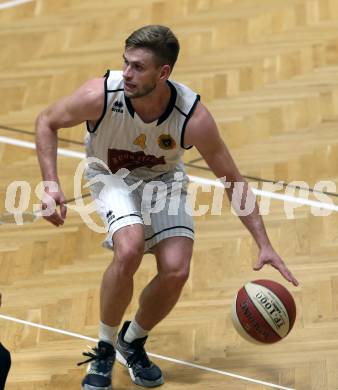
[116,350,164,388]
[82,385,112,390]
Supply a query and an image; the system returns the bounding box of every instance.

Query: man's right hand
[41,189,67,226]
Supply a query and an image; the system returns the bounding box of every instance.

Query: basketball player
[0,293,11,389]
[35,25,298,389]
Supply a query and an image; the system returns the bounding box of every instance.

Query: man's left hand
[253,247,299,287]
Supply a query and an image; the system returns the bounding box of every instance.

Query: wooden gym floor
[0,0,338,389]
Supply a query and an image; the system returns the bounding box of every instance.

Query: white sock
[124,319,149,343]
[99,321,119,347]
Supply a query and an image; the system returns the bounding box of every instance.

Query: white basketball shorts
[85,166,194,253]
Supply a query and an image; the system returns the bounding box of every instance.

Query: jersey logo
[108,149,166,173]
[112,100,124,113]
[133,134,147,150]
[106,210,115,223]
[158,134,176,150]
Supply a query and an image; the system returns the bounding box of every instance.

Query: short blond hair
[125,25,180,69]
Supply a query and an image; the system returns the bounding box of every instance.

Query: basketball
[231,279,296,344]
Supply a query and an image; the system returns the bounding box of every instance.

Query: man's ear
[159,64,171,80]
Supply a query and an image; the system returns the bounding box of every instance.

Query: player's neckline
[124,80,177,126]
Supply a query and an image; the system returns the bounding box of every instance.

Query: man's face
[122,48,164,98]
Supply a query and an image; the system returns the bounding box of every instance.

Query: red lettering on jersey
[108,149,166,173]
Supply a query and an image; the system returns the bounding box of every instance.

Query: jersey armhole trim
[180,94,200,150]
[86,70,110,134]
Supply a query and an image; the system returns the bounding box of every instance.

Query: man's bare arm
[35,77,104,226]
[35,77,104,182]
[185,102,270,247]
[184,102,298,286]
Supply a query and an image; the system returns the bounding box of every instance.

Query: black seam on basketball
[243,284,282,341]
[145,226,194,241]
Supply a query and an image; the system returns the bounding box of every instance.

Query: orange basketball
[231,279,296,344]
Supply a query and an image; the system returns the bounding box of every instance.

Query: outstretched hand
[41,189,67,227]
[253,247,299,287]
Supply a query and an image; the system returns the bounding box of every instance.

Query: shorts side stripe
[145,226,194,242]
[108,213,142,230]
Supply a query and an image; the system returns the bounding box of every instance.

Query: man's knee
[161,264,190,291]
[113,226,145,276]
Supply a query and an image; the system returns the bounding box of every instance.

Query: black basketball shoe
[116,321,164,387]
[78,341,115,390]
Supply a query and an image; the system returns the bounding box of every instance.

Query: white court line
[188,175,338,212]
[0,135,300,389]
[0,134,337,212]
[0,0,33,10]
[0,313,295,390]
[0,136,85,159]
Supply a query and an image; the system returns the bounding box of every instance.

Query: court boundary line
[1,124,337,198]
[0,0,33,10]
[0,136,85,158]
[0,313,295,390]
[0,136,299,389]
[188,175,338,212]
[0,135,337,212]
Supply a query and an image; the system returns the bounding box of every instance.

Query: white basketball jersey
[85,70,200,179]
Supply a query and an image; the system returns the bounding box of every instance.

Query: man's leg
[135,236,193,330]
[81,224,145,390]
[100,224,145,331]
[115,236,193,388]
